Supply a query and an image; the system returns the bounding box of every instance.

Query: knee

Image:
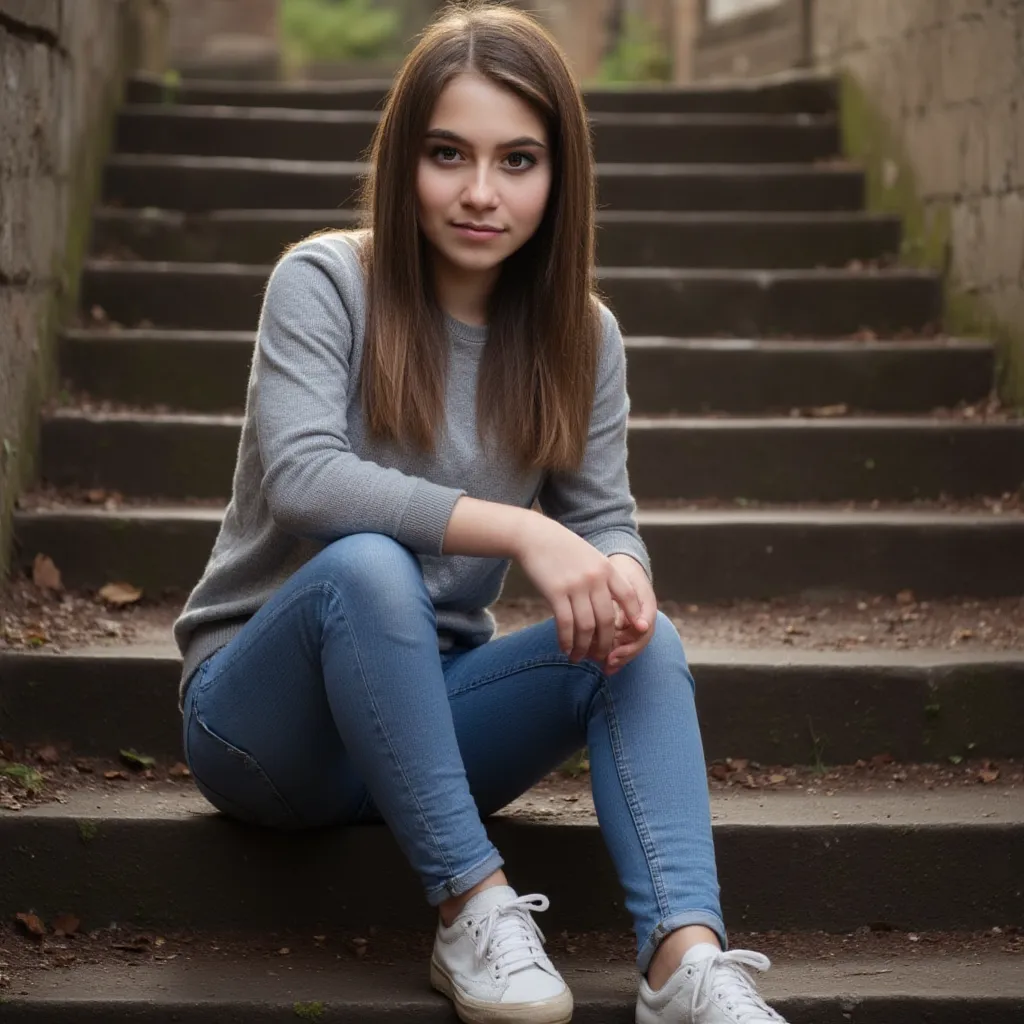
[312,533,427,608]
[647,611,687,661]
[620,611,694,692]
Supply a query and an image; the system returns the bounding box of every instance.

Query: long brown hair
[351,0,602,473]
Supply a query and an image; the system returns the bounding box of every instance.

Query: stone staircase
[1,73,1022,1018]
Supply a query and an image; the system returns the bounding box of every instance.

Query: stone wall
[0,0,166,575]
[813,0,1024,403]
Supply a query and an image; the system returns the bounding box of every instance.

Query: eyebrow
[424,128,547,150]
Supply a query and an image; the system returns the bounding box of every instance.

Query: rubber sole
[430,957,575,1024]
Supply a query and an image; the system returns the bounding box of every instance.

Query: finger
[587,585,617,664]
[607,569,646,631]
[568,591,595,663]
[551,595,575,656]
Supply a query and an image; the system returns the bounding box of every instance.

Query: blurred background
[164,0,686,85]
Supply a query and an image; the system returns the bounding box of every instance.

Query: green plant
[806,716,827,774]
[0,763,45,794]
[294,1002,326,1020]
[560,749,590,778]
[595,12,671,85]
[282,0,400,69]
[77,820,100,843]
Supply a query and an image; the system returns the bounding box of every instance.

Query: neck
[430,250,500,327]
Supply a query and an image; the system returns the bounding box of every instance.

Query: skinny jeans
[181,533,726,971]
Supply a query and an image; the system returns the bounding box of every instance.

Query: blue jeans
[181,533,725,971]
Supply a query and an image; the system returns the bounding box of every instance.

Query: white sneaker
[636,943,789,1024]
[430,884,573,1023]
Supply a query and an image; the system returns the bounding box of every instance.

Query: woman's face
[416,72,552,280]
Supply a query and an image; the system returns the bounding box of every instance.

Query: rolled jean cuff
[424,849,506,907]
[637,910,729,973]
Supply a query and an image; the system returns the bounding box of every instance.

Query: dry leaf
[978,768,1000,784]
[870,753,895,768]
[36,745,61,766]
[97,582,142,606]
[15,911,47,938]
[85,489,107,504]
[168,762,191,779]
[709,764,730,781]
[32,554,63,592]
[809,403,849,418]
[728,758,749,772]
[896,589,916,605]
[103,770,129,781]
[769,774,787,784]
[52,912,80,937]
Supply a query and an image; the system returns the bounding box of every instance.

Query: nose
[461,162,499,209]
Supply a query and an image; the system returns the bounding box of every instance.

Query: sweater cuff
[399,479,467,554]
[590,531,653,583]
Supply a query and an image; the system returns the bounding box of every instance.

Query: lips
[453,223,503,233]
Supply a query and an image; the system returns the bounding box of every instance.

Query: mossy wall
[0,0,167,578]
[814,0,1024,409]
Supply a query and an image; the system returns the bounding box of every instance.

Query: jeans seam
[195,581,334,691]
[325,580,459,884]
[599,677,671,919]
[190,702,301,825]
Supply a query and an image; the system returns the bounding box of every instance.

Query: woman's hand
[602,554,658,675]
[514,514,649,667]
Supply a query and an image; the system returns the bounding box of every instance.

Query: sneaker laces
[688,949,785,1023]
[471,893,550,978]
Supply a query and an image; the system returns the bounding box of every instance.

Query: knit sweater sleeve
[537,302,652,581]
[254,242,465,553]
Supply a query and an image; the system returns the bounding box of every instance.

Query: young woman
[174,2,791,1022]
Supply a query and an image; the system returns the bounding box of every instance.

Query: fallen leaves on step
[32,554,64,592]
[15,912,47,938]
[53,913,80,937]
[97,582,143,606]
[168,762,191,778]
[36,745,61,766]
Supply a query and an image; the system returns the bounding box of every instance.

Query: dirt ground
[3,566,1024,656]
[0,917,1019,996]
[1,736,1020,815]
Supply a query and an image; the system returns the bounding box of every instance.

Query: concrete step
[58,330,996,416]
[79,261,943,337]
[126,70,841,114]
[3,641,1021,764]
[4,936,1022,1022]
[1,784,1020,934]
[102,153,866,212]
[39,411,1024,504]
[12,505,1024,600]
[115,106,840,164]
[92,207,903,270]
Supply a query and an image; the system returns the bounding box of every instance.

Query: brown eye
[506,152,536,170]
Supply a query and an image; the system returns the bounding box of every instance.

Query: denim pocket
[185,705,299,829]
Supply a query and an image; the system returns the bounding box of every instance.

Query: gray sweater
[173,231,651,710]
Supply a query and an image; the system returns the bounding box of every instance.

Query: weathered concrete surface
[0,784,1021,933]
[3,644,1022,763]
[37,410,1024,502]
[57,330,994,415]
[12,505,1024,600]
[0,0,166,576]
[3,947,1023,1022]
